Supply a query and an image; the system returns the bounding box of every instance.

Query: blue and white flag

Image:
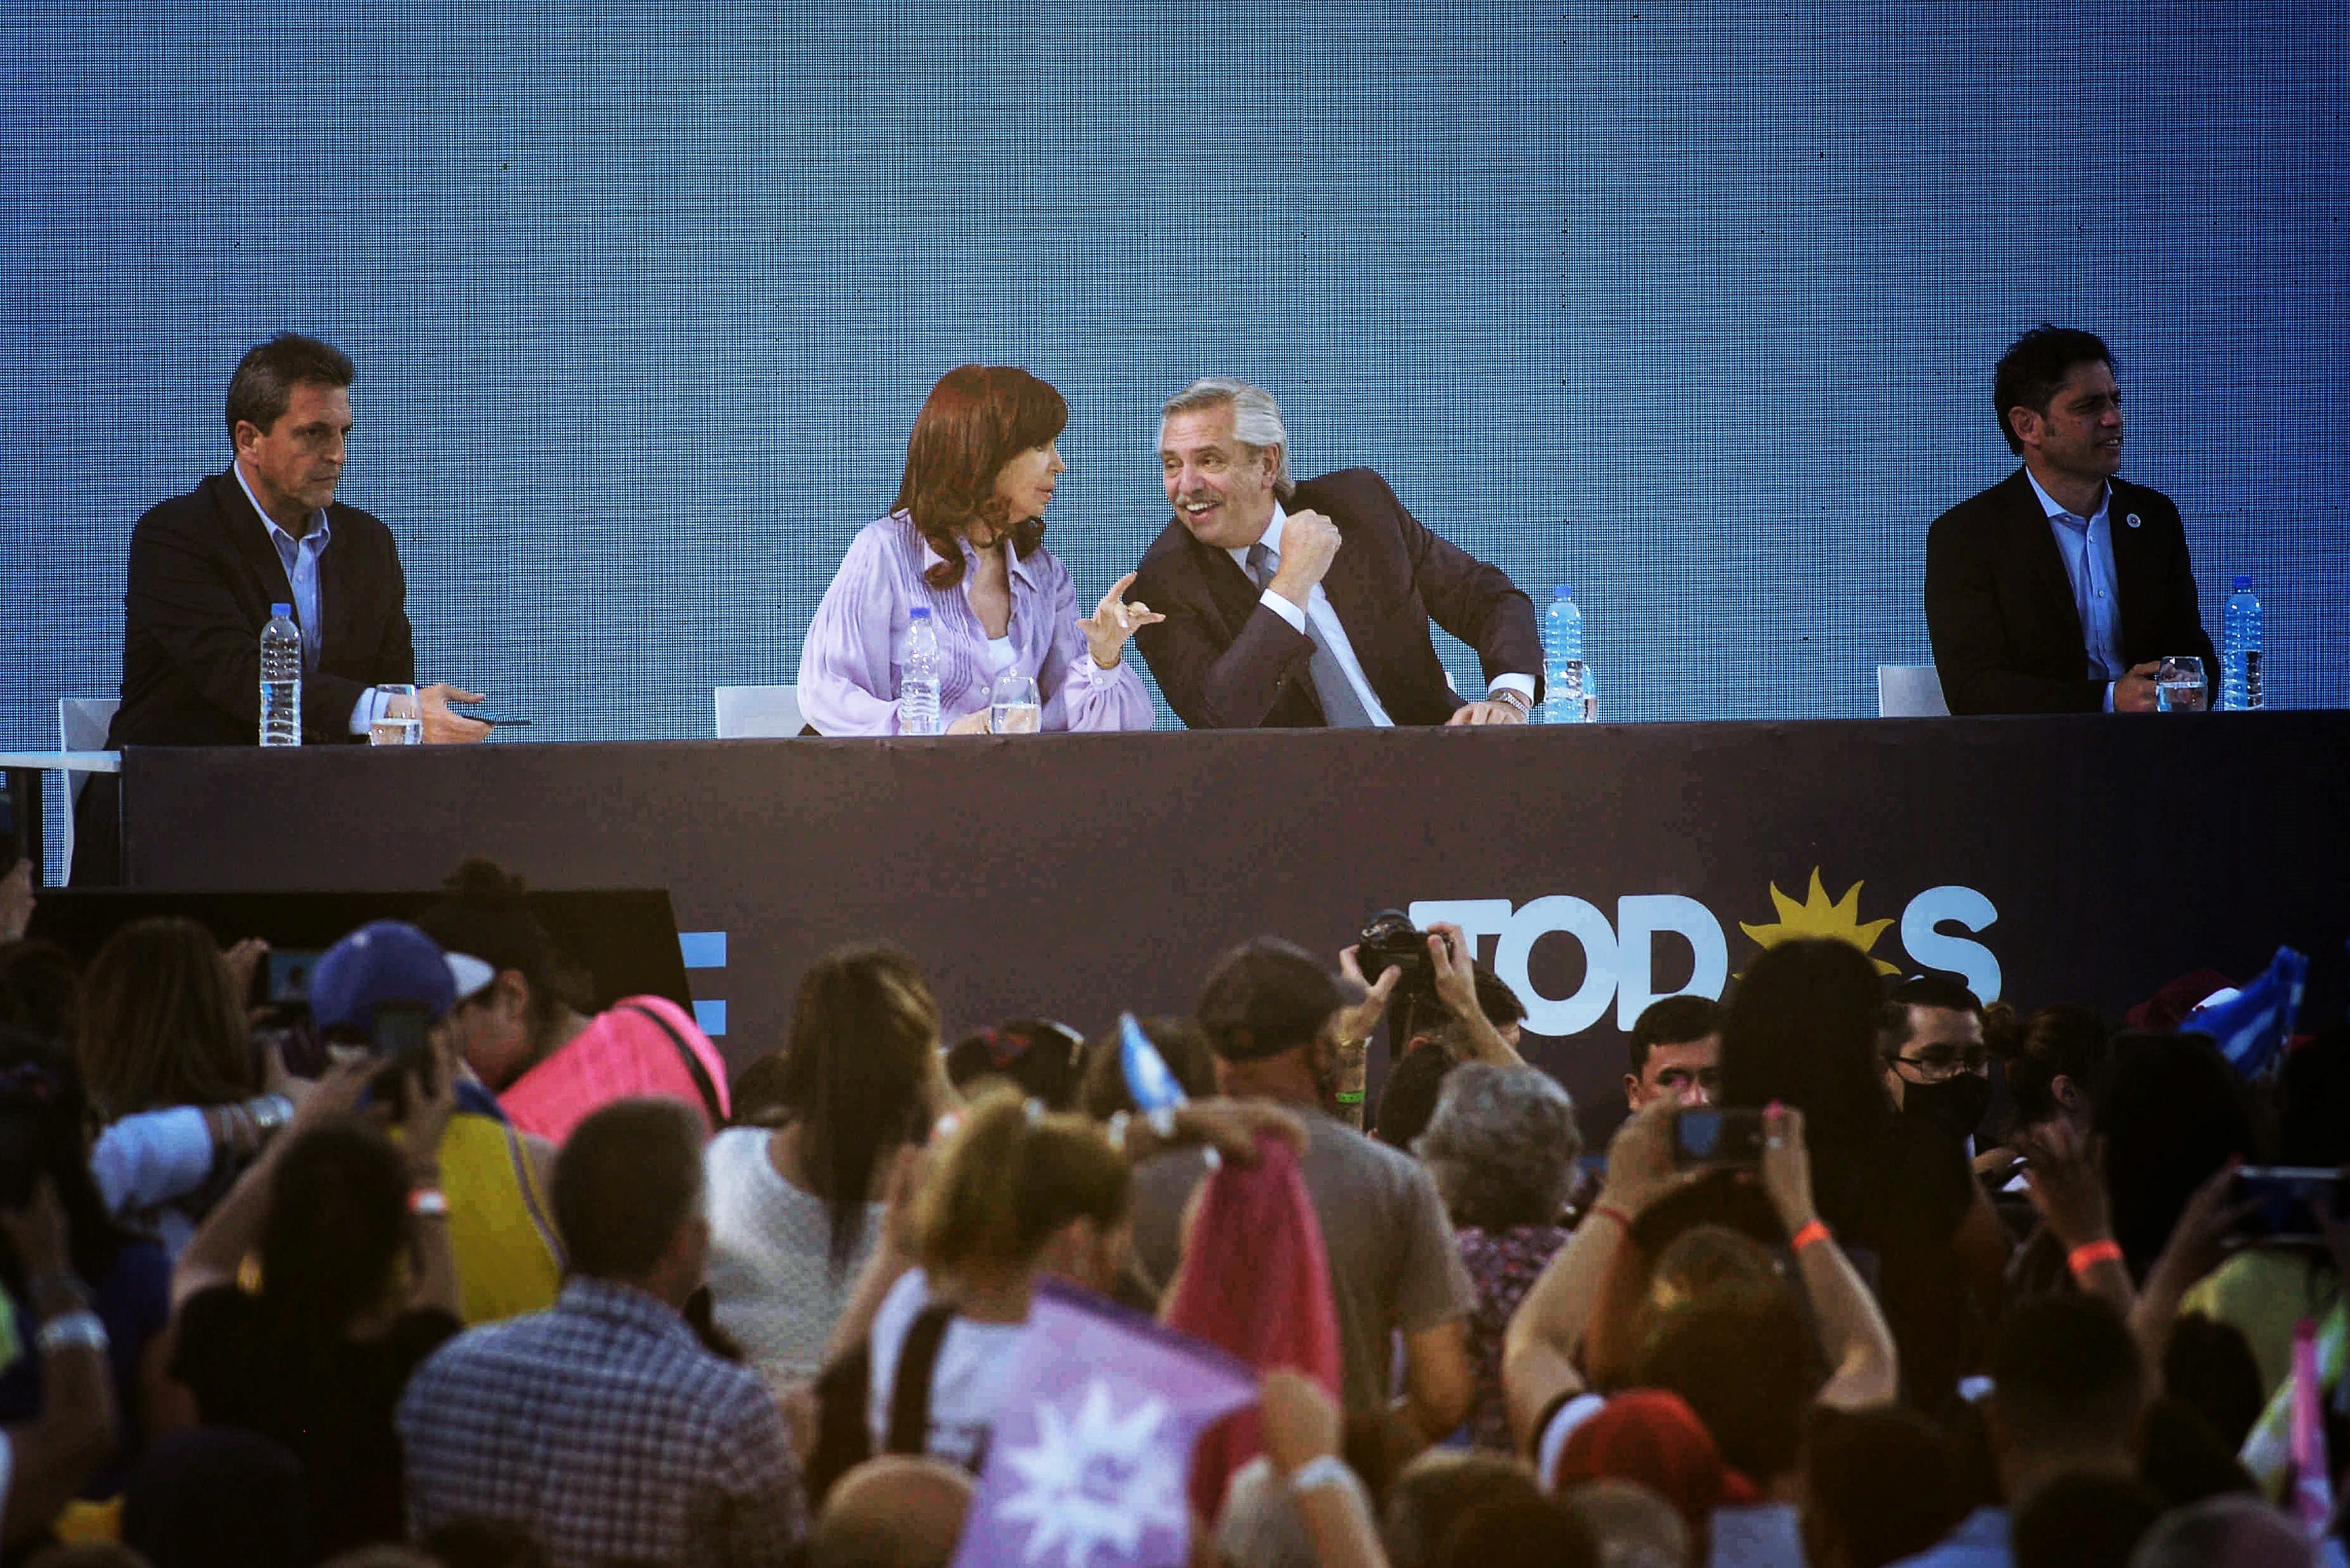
[1119,1012,1190,1114]
[951,1280,1257,1568]
[2186,946,2308,1079]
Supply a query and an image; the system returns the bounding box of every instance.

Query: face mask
[1904,1072,1994,1146]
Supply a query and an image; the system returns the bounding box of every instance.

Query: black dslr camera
[1357,909,1436,998]
[1360,908,1468,1050]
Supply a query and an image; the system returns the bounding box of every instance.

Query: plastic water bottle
[900,606,941,735]
[258,603,302,747]
[2219,575,2263,711]
[1540,585,1588,724]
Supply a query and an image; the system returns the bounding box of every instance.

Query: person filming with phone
[269,918,563,1326]
[165,992,465,1557]
[1502,1096,1899,1510]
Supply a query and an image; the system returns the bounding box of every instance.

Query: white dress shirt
[1228,502,1535,720]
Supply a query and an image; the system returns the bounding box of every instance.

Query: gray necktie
[1247,542,1375,728]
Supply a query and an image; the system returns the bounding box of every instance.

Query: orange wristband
[2067,1239,2124,1275]
[1790,1220,1832,1253]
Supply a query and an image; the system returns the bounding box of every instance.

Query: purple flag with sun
[951,1278,1259,1568]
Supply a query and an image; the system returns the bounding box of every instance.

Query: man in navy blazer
[73,333,486,882]
[1925,325,2216,716]
[1131,378,1541,730]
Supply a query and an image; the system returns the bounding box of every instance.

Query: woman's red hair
[893,365,1068,590]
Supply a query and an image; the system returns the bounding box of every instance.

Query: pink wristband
[2068,1239,2124,1275]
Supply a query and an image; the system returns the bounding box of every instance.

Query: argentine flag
[2184,945,2310,1079]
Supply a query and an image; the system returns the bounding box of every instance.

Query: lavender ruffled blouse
[796,512,1154,736]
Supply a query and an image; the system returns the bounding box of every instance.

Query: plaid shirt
[398,1277,804,1568]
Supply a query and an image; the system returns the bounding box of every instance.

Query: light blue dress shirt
[2024,467,2124,712]
[232,463,385,734]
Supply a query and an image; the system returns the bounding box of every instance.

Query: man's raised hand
[1267,510,1341,607]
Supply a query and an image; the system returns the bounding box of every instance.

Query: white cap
[445,952,496,1003]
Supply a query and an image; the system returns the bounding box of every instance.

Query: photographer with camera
[1331,912,1522,1123]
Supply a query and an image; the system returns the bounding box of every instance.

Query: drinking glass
[2154,656,2207,713]
[370,684,424,745]
[989,671,1042,734]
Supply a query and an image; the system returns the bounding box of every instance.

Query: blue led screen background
[6,4,2343,801]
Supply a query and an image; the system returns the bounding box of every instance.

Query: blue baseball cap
[310,920,494,1033]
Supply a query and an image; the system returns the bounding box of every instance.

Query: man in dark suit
[73,332,486,883]
[1131,378,1541,729]
[1925,325,2215,716]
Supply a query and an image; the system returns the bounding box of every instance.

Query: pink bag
[498,995,729,1145]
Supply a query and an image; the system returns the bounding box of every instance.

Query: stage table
[115,715,2350,1118]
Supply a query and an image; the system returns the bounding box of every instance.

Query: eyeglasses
[1893,1050,1992,1083]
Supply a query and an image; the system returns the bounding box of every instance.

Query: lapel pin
[2125,513,2142,529]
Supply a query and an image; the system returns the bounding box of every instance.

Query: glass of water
[988,671,1042,734]
[2154,656,2207,713]
[370,684,424,745]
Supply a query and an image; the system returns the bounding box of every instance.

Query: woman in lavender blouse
[796,365,1163,735]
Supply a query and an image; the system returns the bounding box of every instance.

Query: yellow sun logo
[1739,867,1900,975]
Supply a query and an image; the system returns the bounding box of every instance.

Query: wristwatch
[1490,687,1533,718]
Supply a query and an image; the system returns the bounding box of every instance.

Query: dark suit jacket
[1131,467,1541,729]
[1924,469,2214,716]
[107,471,416,747]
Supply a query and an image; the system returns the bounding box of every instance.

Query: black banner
[121,715,2350,1128]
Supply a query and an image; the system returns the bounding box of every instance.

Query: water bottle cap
[1553,584,1573,600]
[271,602,291,616]
[908,606,932,621]
[2233,575,2253,590]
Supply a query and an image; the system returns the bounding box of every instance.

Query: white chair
[53,697,120,876]
[713,685,806,739]
[1876,665,1949,718]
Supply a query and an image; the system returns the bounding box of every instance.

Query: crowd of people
[0,850,2342,1568]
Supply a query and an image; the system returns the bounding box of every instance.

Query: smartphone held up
[370,1001,438,1107]
[1672,1106,1767,1168]
[2229,1166,2347,1246]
